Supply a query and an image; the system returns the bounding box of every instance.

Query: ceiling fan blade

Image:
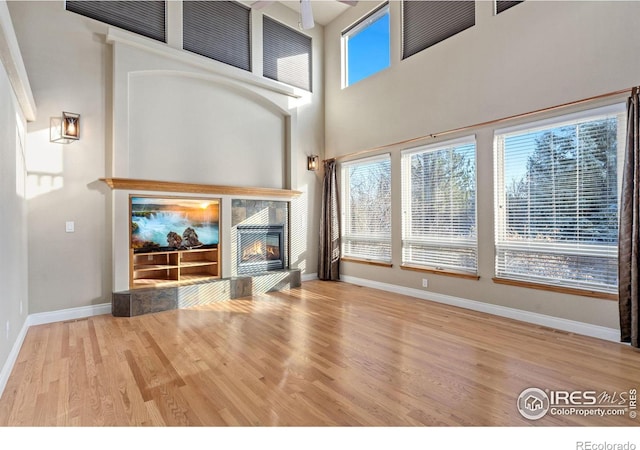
[338,1,358,5]
[299,0,314,30]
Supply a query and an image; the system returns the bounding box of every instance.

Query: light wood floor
[1,280,639,426]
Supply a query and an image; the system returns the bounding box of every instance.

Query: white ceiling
[279,1,354,26]
[248,1,356,26]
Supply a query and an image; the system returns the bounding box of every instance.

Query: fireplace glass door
[237,225,285,274]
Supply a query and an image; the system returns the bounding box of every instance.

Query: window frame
[493,103,626,296]
[340,154,392,265]
[341,2,390,89]
[401,135,478,277]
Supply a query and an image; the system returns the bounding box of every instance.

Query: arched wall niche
[127,70,287,189]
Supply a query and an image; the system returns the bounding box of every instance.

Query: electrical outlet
[65,221,75,233]
[422,278,429,288]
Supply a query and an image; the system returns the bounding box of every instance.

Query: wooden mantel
[100,178,302,198]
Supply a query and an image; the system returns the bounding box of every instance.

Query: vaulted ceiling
[242,1,355,26]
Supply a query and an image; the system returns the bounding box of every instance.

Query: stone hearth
[112,269,301,317]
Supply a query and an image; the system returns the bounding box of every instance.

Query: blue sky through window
[346,9,390,86]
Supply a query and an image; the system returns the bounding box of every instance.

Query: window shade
[66,1,166,43]
[263,16,312,91]
[496,1,523,14]
[183,1,251,72]
[341,155,392,262]
[402,0,475,60]
[494,104,626,293]
[401,136,477,273]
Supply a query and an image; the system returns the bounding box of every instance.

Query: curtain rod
[325,86,633,164]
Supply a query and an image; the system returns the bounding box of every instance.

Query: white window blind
[401,136,477,273]
[341,155,392,263]
[494,104,626,293]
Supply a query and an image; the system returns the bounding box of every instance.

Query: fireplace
[237,225,285,274]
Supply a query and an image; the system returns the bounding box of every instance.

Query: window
[496,1,523,14]
[341,155,392,263]
[401,137,477,274]
[263,17,312,91]
[183,1,251,71]
[402,1,475,60]
[66,1,166,43]
[342,3,390,87]
[494,104,626,294]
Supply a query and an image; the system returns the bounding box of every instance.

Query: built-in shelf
[130,247,219,289]
[100,177,302,199]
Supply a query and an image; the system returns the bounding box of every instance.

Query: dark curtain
[619,87,640,347]
[318,159,341,281]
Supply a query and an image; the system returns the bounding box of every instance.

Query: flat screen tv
[130,196,220,253]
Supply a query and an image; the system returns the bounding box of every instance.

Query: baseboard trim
[27,302,112,327]
[340,275,621,343]
[0,302,112,399]
[0,317,30,400]
[301,272,318,282]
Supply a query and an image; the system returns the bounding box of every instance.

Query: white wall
[8,1,324,310]
[128,72,286,187]
[0,0,29,392]
[0,62,28,396]
[326,1,640,153]
[324,0,640,329]
[7,1,111,314]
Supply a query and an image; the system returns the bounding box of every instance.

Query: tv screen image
[130,196,220,252]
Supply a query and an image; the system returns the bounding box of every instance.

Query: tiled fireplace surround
[112,196,301,317]
[231,199,289,276]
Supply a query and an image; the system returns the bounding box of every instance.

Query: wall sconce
[50,112,80,144]
[307,155,319,171]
